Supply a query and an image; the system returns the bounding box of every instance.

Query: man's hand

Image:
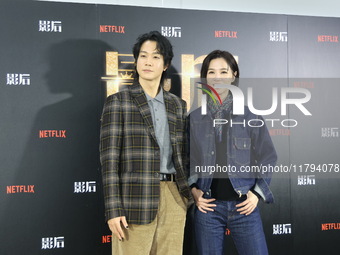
[236,191,259,216]
[108,216,129,241]
[191,187,216,213]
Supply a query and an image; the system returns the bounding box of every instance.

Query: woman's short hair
[200,50,240,86]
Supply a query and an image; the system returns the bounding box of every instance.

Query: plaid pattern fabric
[100,83,190,225]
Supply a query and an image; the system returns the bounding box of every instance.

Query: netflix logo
[100,25,125,33]
[318,35,338,42]
[269,129,291,136]
[39,130,66,138]
[7,185,35,194]
[215,30,237,38]
[321,223,340,231]
[102,235,112,243]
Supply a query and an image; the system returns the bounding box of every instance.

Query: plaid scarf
[207,93,233,142]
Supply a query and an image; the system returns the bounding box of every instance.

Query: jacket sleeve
[187,114,200,187]
[182,101,189,178]
[100,95,125,221]
[251,115,278,202]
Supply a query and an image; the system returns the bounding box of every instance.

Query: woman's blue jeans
[195,199,268,255]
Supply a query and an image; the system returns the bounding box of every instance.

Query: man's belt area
[159,173,176,182]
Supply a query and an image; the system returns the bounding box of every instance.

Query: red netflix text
[39,130,66,138]
[100,25,125,33]
[215,31,237,38]
[7,185,35,194]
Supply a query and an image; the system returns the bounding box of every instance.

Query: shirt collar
[145,87,164,104]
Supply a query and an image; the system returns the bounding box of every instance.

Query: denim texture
[188,106,277,203]
[195,198,268,255]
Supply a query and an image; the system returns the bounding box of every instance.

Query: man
[100,31,191,255]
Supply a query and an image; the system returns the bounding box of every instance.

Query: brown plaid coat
[100,83,191,225]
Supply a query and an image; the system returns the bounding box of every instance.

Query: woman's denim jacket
[188,106,277,203]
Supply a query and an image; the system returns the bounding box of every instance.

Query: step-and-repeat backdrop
[1,1,339,254]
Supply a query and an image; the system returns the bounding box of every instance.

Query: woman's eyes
[208,71,229,74]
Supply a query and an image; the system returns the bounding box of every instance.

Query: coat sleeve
[187,113,200,187]
[100,94,125,221]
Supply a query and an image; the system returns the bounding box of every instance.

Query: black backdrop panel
[0,1,339,255]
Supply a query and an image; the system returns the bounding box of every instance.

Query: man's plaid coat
[100,83,191,225]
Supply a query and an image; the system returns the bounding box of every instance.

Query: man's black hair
[133,31,174,85]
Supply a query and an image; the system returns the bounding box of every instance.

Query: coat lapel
[163,92,177,145]
[129,83,157,143]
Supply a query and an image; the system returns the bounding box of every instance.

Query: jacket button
[205,192,210,196]
[154,173,159,178]
[237,190,242,197]
[211,151,214,155]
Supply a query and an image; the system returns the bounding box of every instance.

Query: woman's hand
[191,187,217,213]
[236,190,259,216]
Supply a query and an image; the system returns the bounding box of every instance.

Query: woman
[188,50,277,255]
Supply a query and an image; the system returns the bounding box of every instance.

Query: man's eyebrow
[139,50,161,54]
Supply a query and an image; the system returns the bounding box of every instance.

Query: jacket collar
[196,105,235,121]
[128,82,177,145]
[163,90,177,144]
[129,83,157,142]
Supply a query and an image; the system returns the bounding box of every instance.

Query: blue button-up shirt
[145,88,176,174]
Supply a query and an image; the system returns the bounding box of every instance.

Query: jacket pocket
[233,137,251,165]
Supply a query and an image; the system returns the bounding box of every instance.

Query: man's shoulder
[164,91,186,107]
[106,88,132,102]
